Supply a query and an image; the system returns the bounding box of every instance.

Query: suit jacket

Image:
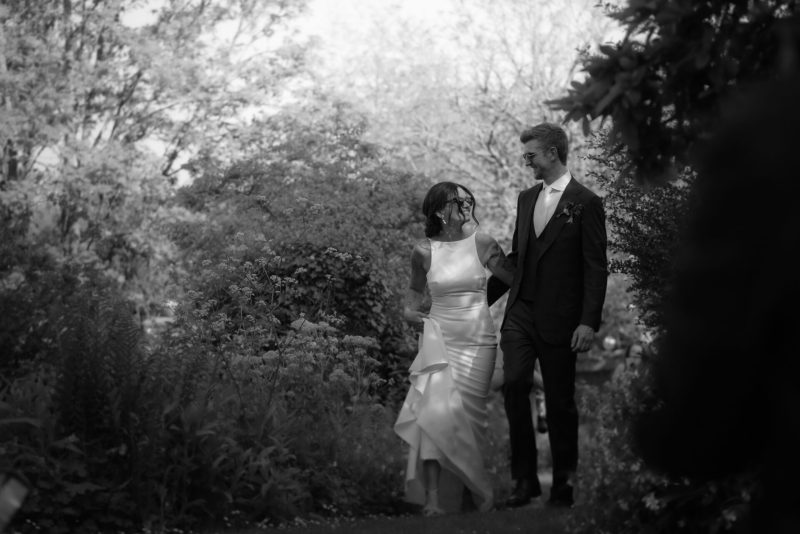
[488,177,608,345]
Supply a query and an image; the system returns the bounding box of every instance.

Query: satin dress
[394,231,497,512]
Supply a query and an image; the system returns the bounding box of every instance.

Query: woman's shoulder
[410,239,432,271]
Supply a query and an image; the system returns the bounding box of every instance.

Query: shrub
[570,365,757,534]
[1,290,150,533]
[173,103,430,406]
[587,134,693,332]
[1,241,408,532]
[145,245,407,527]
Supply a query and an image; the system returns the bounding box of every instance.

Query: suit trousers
[500,298,578,487]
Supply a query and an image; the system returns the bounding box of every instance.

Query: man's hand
[571,324,595,353]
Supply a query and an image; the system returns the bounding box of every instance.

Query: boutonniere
[556,202,584,224]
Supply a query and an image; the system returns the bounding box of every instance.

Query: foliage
[1,0,305,181]
[550,0,800,184]
[0,0,307,317]
[591,273,649,357]
[143,244,407,527]
[1,241,406,532]
[174,101,429,403]
[1,286,153,533]
[304,0,619,240]
[588,133,692,331]
[548,3,797,531]
[571,367,758,534]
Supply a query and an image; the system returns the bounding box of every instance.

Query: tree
[551,0,800,184]
[548,3,800,532]
[0,0,308,315]
[304,0,620,240]
[548,0,800,327]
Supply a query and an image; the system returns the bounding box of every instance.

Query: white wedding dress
[394,231,497,512]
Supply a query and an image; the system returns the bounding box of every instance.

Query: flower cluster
[556,201,585,224]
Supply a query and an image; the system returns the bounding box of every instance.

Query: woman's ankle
[423,489,444,516]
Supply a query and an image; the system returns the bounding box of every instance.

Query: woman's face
[441,187,474,227]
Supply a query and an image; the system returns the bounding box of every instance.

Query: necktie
[533,186,550,237]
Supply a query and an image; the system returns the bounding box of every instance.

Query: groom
[488,122,608,508]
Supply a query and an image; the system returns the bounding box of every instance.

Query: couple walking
[394,122,608,514]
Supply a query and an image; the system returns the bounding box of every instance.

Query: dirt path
[254,503,572,534]
[248,472,572,534]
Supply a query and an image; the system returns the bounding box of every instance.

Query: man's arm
[478,233,515,287]
[570,194,608,352]
[580,194,609,331]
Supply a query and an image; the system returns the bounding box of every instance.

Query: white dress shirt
[533,171,571,237]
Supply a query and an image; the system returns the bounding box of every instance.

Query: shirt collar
[543,170,571,193]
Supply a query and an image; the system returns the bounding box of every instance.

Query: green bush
[1,102,426,531]
[173,103,429,405]
[145,245,407,527]
[587,134,693,332]
[570,366,757,534]
[1,291,151,533]
[1,242,407,532]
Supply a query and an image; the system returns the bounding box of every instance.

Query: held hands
[571,324,595,353]
[403,309,428,330]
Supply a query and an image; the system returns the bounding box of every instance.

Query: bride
[394,182,514,515]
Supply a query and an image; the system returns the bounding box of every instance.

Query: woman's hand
[403,308,428,326]
[404,287,428,331]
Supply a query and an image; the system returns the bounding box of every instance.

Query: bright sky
[297,0,462,72]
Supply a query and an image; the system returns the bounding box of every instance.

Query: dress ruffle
[394,318,494,512]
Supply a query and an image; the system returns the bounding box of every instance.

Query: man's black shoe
[547,482,574,508]
[505,479,542,508]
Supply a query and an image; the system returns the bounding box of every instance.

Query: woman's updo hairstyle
[421,181,478,238]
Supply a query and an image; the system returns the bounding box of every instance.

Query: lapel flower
[556,201,584,224]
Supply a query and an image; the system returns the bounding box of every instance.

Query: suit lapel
[518,184,541,263]
[536,179,580,260]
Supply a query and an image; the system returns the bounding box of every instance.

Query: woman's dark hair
[421,181,478,238]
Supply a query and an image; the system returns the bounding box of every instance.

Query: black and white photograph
[2,0,799,533]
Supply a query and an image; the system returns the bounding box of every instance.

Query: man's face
[522,139,555,181]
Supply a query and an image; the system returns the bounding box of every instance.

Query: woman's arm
[403,241,430,325]
[477,232,515,287]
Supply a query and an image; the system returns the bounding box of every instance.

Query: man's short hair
[520,123,568,165]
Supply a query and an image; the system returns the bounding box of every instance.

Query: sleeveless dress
[394,231,497,512]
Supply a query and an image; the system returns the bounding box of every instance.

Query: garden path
[241,472,573,534]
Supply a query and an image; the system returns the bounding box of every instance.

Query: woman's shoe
[423,489,445,516]
[423,504,445,516]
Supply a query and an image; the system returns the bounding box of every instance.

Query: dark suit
[489,176,607,491]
